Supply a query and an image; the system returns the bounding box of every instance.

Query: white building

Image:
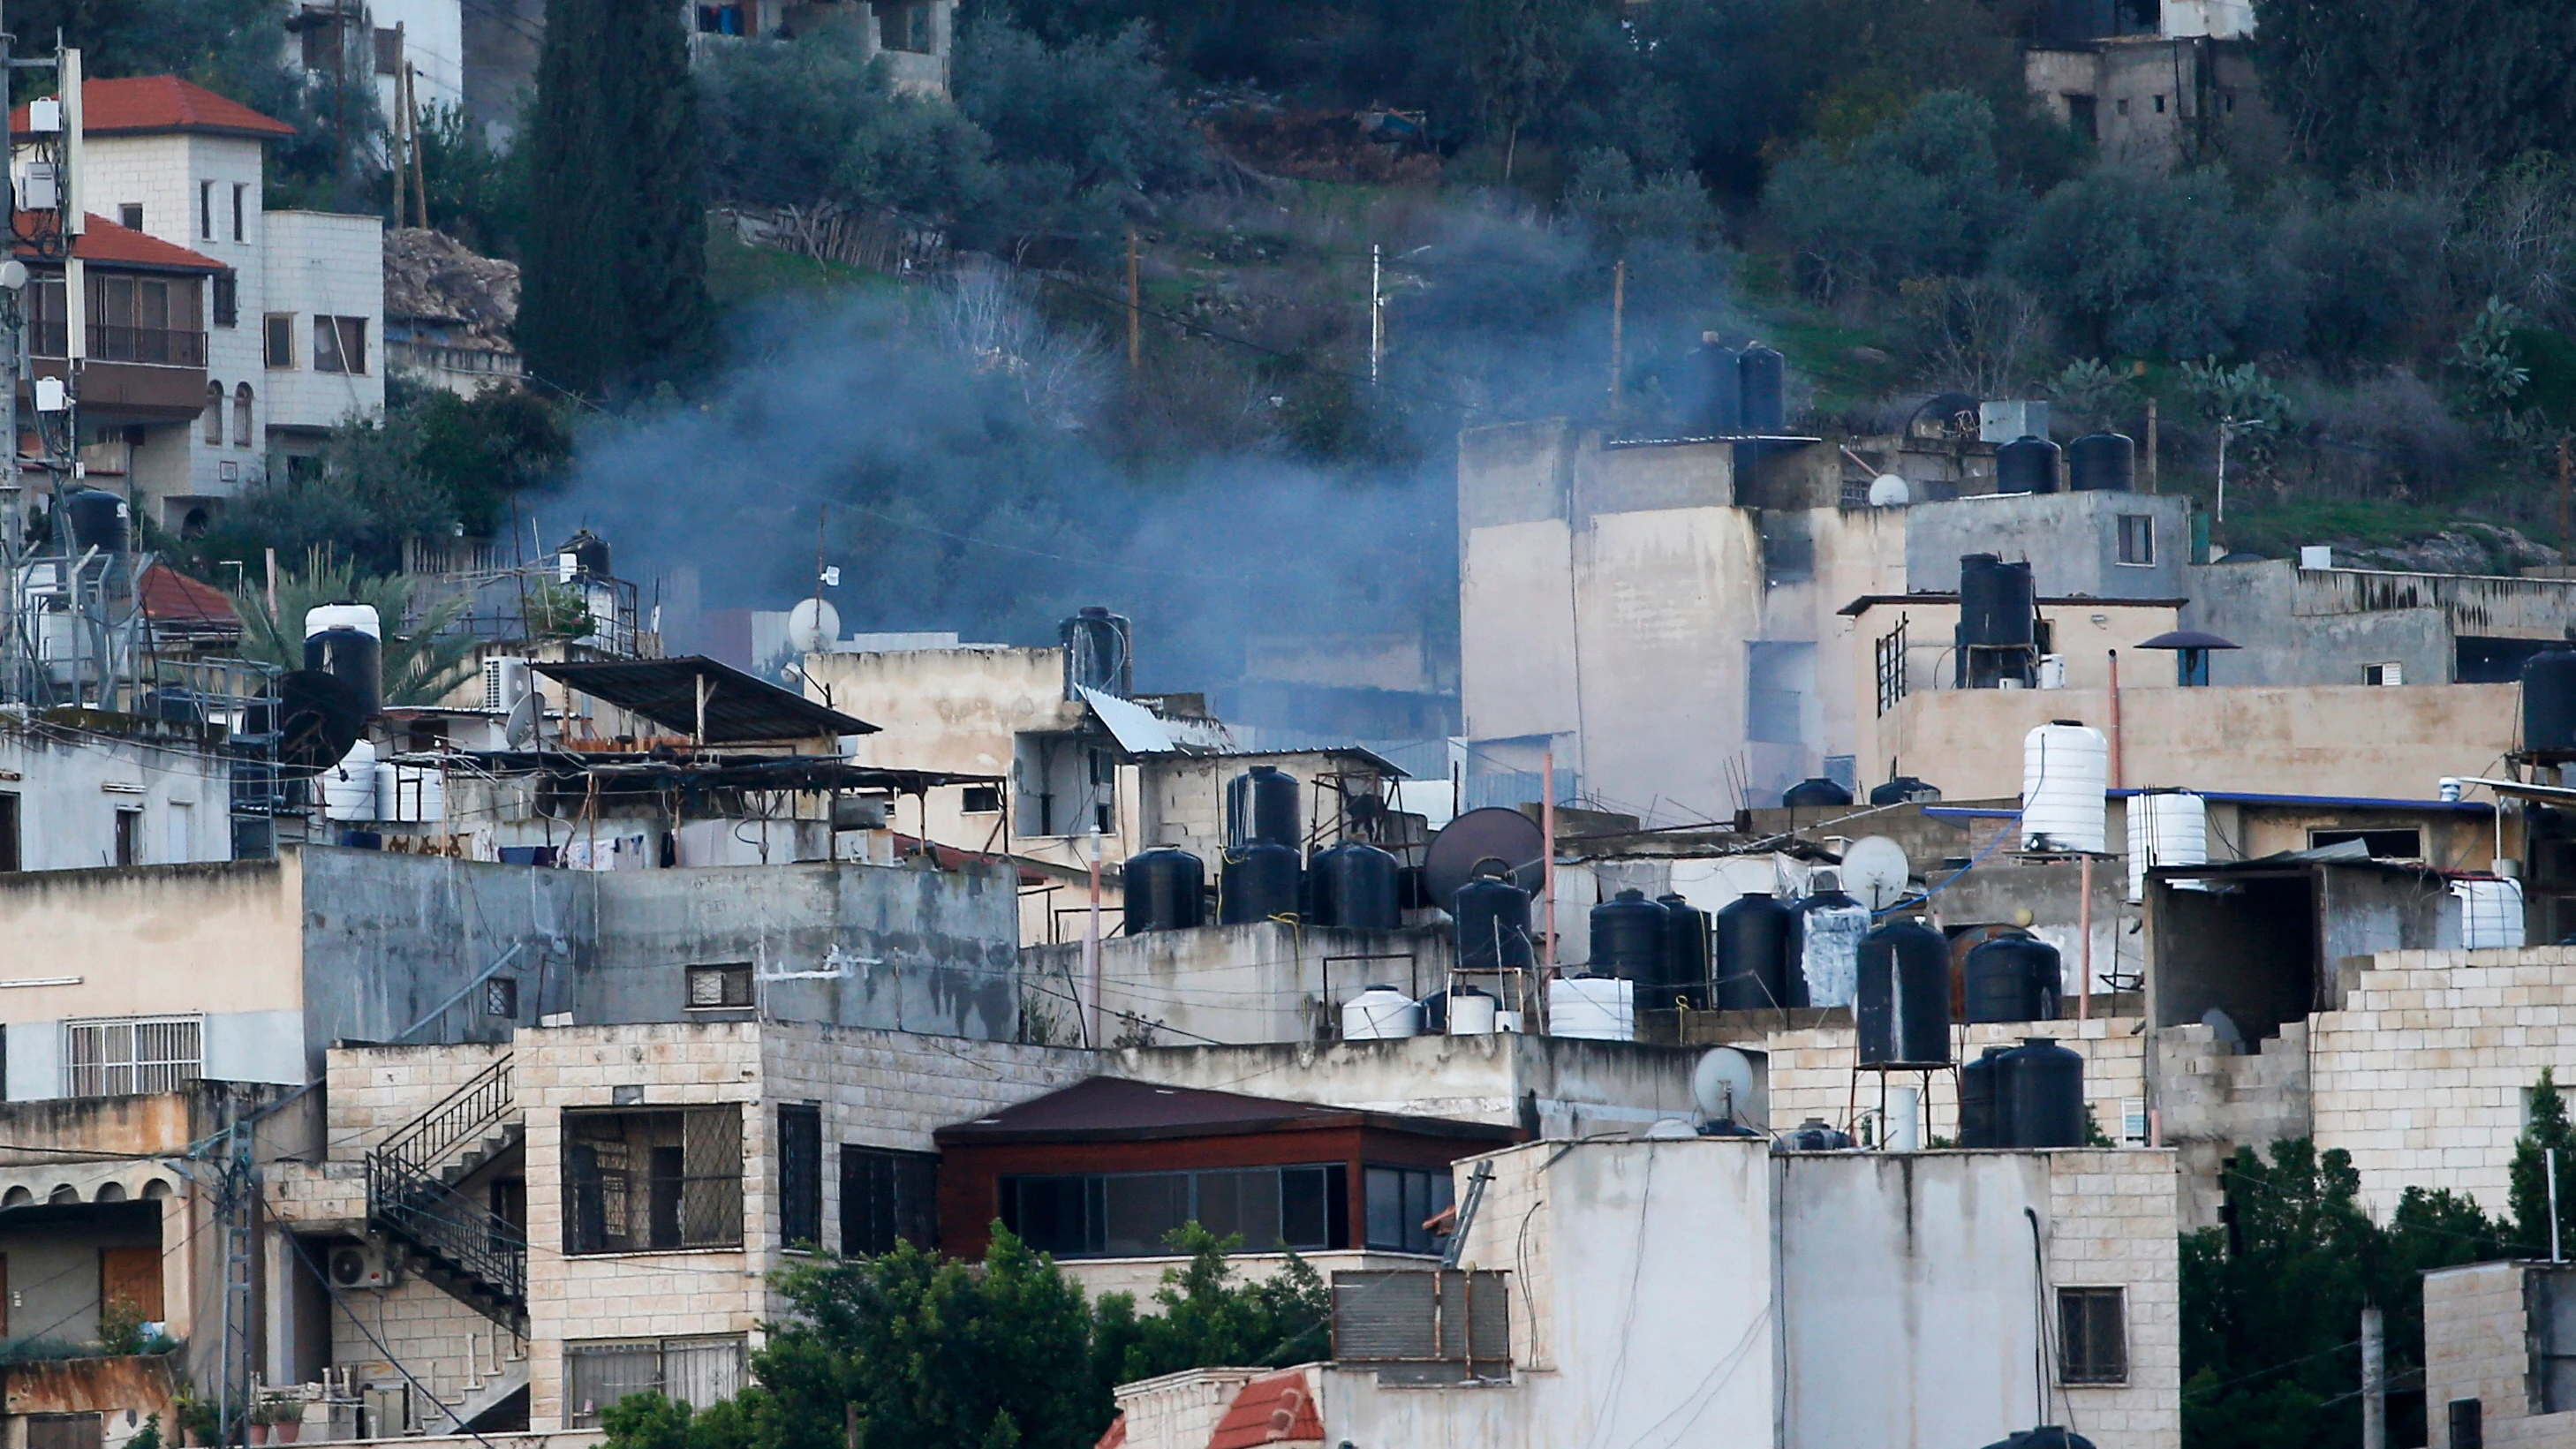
[15,76,385,533]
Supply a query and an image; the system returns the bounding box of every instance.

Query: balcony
[30,321,207,366]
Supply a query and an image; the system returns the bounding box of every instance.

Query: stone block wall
[2046,1150,2182,1449]
[2149,1020,2312,1226]
[329,1276,523,1425]
[2421,1260,2576,1448]
[1754,1015,2148,1147]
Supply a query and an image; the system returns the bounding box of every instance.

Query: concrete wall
[1903,491,2191,600]
[2185,562,2576,687]
[0,724,233,871]
[261,211,386,435]
[1870,682,2516,800]
[2424,1261,2576,1448]
[1024,924,1453,1047]
[2149,1020,2312,1226]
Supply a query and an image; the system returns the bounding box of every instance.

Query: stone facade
[1744,1014,2149,1148]
[2149,1019,2312,1226]
[2423,1260,2576,1448]
[2047,1150,2183,1447]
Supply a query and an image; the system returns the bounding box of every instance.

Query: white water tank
[2022,721,2108,854]
[1447,987,1500,1036]
[374,763,447,824]
[1548,975,1635,1041]
[2126,791,2209,901]
[2453,878,2525,950]
[303,602,381,640]
[323,739,380,821]
[1341,986,1422,1040]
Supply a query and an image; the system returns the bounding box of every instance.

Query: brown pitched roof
[11,76,294,139]
[139,564,240,636]
[1208,1372,1324,1449]
[13,213,226,273]
[933,1076,1520,1147]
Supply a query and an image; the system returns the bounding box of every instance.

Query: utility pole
[2557,435,2570,555]
[388,24,408,229]
[404,60,427,230]
[1124,228,1140,377]
[2361,1304,2385,1449]
[1607,260,1626,423]
[1368,243,1382,387]
[2144,397,2159,494]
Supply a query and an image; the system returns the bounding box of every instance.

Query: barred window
[563,1107,744,1255]
[1875,617,1909,717]
[564,1336,744,1427]
[64,1016,201,1098]
[778,1105,821,1249]
[686,964,753,1010]
[842,1146,938,1257]
[2058,1287,2128,1385]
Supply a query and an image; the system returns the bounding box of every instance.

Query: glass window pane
[661,1337,744,1409]
[1003,1175,1086,1257]
[1102,1173,1186,1256]
[1364,1167,1404,1251]
[1280,1168,1328,1250]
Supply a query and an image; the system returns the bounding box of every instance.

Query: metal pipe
[2078,853,2093,1023]
[1541,747,1557,971]
[2106,650,2123,790]
[1084,825,1103,1048]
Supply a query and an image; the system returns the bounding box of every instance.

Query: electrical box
[26,100,58,133]
[18,164,57,212]
[1978,400,2050,444]
[33,378,66,412]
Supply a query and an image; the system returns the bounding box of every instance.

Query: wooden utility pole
[387,24,407,230]
[1607,260,1626,421]
[2557,435,2571,552]
[2144,396,2159,493]
[404,61,428,230]
[1125,228,1140,376]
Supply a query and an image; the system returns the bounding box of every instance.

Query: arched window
[202,381,223,443]
[234,382,253,448]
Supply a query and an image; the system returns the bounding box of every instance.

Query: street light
[2216,415,2265,525]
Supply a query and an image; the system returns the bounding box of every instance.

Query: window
[298,12,345,71]
[202,382,224,443]
[1747,641,1817,745]
[1364,1166,1457,1255]
[483,977,518,1017]
[314,315,367,374]
[2448,1399,2481,1449]
[874,1,932,51]
[2066,94,2098,141]
[2116,97,2130,117]
[2363,662,2404,687]
[2532,1266,2576,1412]
[100,1244,162,1320]
[0,793,19,872]
[117,204,141,230]
[2116,514,2155,566]
[842,1146,938,1256]
[2308,827,2421,859]
[264,313,295,368]
[64,1015,202,1098]
[373,26,402,76]
[1002,1165,1348,1258]
[563,1107,744,1254]
[212,275,237,328]
[1760,510,1813,585]
[234,383,253,447]
[778,1105,822,1249]
[961,784,1002,814]
[686,963,753,1010]
[25,1415,101,1449]
[489,1176,527,1252]
[2152,94,2166,113]
[2058,1287,2128,1385]
[1875,618,1909,717]
[26,277,65,356]
[232,184,246,242]
[88,275,204,365]
[565,1337,744,1428]
[198,182,213,239]
[114,809,140,866]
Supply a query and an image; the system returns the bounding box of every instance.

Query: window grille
[64,1016,201,1098]
[565,1337,744,1427]
[563,1108,744,1254]
[686,964,753,1009]
[1332,1269,1511,1385]
[778,1105,822,1248]
[1876,617,1910,717]
[2058,1287,2128,1385]
[841,1147,939,1256]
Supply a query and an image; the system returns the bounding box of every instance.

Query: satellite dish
[503,690,540,749]
[1840,835,1913,911]
[787,597,841,655]
[1868,473,1910,507]
[276,669,366,773]
[1423,806,1548,908]
[1692,1046,1762,1127]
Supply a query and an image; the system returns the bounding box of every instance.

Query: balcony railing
[30,321,208,366]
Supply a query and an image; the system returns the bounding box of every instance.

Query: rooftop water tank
[1960,1045,2009,1149]
[1856,917,1952,1068]
[1778,1117,1855,1152]
[1590,888,1670,984]
[322,738,380,822]
[557,528,612,577]
[1122,847,1206,933]
[1454,869,1536,972]
[2126,790,2208,901]
[1447,985,1500,1036]
[1962,935,2063,1023]
[1060,606,1134,700]
[1658,893,1713,1009]
[1549,974,1635,1041]
[1226,766,1301,849]
[2452,878,2525,950]
[1699,340,1742,434]
[1996,434,2061,494]
[1870,776,1942,805]
[1782,777,1854,808]
[1219,841,1301,924]
[2523,649,2576,755]
[2023,721,2108,854]
[2067,432,2136,492]
[1738,343,1787,433]
[1998,1037,2086,1147]
[1715,891,1796,1011]
[1793,876,1870,1008]
[1959,554,2037,689]
[1310,839,1401,931]
[62,487,130,559]
[305,603,385,719]
[1342,985,1423,1040]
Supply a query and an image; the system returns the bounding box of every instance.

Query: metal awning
[533,656,876,743]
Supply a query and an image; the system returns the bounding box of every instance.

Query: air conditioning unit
[482,656,534,714]
[328,1241,399,1290]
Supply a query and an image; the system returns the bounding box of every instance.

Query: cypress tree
[519,0,713,399]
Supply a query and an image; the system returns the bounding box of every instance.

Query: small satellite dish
[503,690,540,749]
[1840,835,1913,911]
[1868,473,1911,507]
[787,597,841,655]
[1692,1046,1762,1128]
[1423,806,1548,907]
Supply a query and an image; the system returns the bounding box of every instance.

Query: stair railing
[375,1054,514,1181]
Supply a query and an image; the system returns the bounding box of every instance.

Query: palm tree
[227,548,480,706]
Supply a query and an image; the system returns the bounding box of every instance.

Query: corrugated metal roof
[533,655,875,743]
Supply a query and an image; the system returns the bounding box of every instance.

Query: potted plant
[268,1399,303,1446]
[173,1396,218,1449]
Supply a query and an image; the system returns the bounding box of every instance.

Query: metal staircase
[365,1055,527,1331]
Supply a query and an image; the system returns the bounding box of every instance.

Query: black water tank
[1226,766,1301,849]
[2066,432,2136,492]
[1220,841,1302,924]
[1311,840,1401,931]
[1856,918,1952,1068]
[1963,936,2063,1023]
[2524,649,2576,755]
[304,620,384,719]
[62,487,130,557]
[1782,777,1854,809]
[1739,343,1786,432]
[1700,341,1742,434]
[1960,1045,2009,1149]
[1715,892,1796,1010]
[1060,606,1134,699]
[1998,1037,2086,1147]
[1995,434,2061,494]
[558,528,611,577]
[1454,872,1535,971]
[1122,848,1205,933]
[1958,555,2037,649]
[1590,888,1669,983]
[1870,776,1942,805]
[1658,893,1712,1006]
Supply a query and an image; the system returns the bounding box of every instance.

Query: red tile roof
[1207,1372,1323,1449]
[140,564,241,638]
[1093,1414,1126,1449]
[12,214,226,272]
[10,76,294,139]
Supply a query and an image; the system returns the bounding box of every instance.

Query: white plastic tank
[2021,721,2108,854]
[323,739,380,821]
[374,763,448,824]
[1341,985,1423,1040]
[2453,878,2526,950]
[2036,654,2066,690]
[1548,975,1635,1041]
[303,603,381,640]
[2126,790,2209,901]
[1446,987,1500,1036]
[1797,874,1871,1008]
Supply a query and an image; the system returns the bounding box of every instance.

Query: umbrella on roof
[2134,630,2240,651]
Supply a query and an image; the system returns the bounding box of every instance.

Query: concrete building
[1106,1137,2183,1449]
[0,709,239,871]
[2184,559,2576,688]
[2423,1259,2576,1449]
[11,77,384,530]
[2021,3,2279,171]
